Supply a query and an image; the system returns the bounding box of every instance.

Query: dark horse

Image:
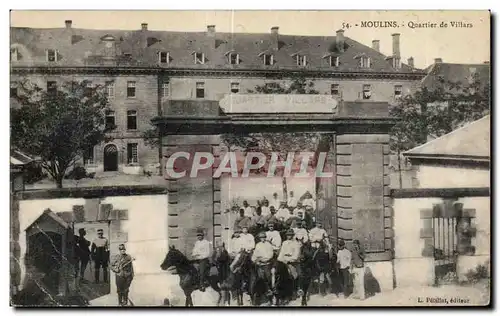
[296,241,316,306]
[212,243,237,306]
[160,246,220,306]
[227,250,252,306]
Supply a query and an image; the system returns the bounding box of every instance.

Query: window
[362,84,372,100]
[359,56,371,68]
[127,81,136,98]
[331,84,340,96]
[47,81,57,95]
[10,82,18,97]
[105,81,115,100]
[159,51,170,64]
[84,81,94,98]
[194,52,205,65]
[329,56,340,67]
[105,110,115,130]
[229,53,239,65]
[84,146,94,165]
[162,82,170,98]
[47,49,57,62]
[296,55,307,66]
[263,54,274,66]
[196,82,205,99]
[127,110,137,130]
[127,143,138,164]
[393,57,401,69]
[394,85,403,98]
[11,48,19,61]
[230,82,240,94]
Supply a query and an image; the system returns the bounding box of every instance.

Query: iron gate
[432,216,459,285]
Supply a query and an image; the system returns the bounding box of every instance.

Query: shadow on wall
[364,267,381,298]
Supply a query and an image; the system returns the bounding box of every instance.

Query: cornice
[10,66,426,80]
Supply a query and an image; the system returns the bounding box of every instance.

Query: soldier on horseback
[265,221,282,256]
[277,229,301,294]
[251,231,275,297]
[191,229,211,292]
[294,220,309,245]
[309,220,329,249]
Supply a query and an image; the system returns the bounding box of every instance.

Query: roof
[10,26,424,74]
[25,208,69,231]
[10,149,34,166]
[404,115,490,162]
[421,62,490,92]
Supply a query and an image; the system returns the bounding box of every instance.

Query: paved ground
[89,278,490,307]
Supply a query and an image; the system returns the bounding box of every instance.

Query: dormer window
[46,49,58,62]
[194,52,205,65]
[228,52,239,65]
[359,56,371,68]
[295,55,307,66]
[10,47,19,61]
[159,51,170,64]
[329,56,340,67]
[263,54,274,66]
[393,57,401,69]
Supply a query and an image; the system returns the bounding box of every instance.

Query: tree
[11,80,111,188]
[221,75,322,200]
[390,73,490,187]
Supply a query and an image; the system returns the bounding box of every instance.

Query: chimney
[372,40,380,52]
[391,33,400,57]
[270,26,280,50]
[207,25,216,37]
[408,57,414,68]
[434,58,443,64]
[336,29,345,53]
[141,23,148,31]
[65,20,72,28]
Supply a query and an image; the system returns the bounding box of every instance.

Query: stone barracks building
[10,20,425,177]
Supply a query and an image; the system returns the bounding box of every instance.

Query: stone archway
[103,144,118,172]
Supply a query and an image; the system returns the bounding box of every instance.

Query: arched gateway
[153,94,395,264]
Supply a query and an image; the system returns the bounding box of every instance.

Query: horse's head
[213,242,229,263]
[160,245,187,271]
[299,242,314,262]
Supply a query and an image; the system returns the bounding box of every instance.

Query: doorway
[27,232,63,294]
[103,144,118,172]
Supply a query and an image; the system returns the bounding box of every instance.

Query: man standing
[265,207,279,229]
[265,222,282,253]
[91,228,109,284]
[239,225,256,252]
[251,208,266,232]
[192,229,211,292]
[276,201,289,223]
[351,239,366,300]
[336,240,352,298]
[111,244,134,306]
[260,200,271,217]
[287,191,297,209]
[74,228,91,281]
[242,200,254,218]
[302,191,315,211]
[270,192,281,210]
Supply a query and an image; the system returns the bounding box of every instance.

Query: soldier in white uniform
[309,221,329,249]
[191,229,211,291]
[294,220,309,244]
[265,222,282,253]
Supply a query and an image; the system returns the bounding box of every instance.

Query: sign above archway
[219,94,339,114]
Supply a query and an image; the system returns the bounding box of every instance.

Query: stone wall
[392,188,490,288]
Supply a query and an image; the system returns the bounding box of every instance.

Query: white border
[3,2,498,316]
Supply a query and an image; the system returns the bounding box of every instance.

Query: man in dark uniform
[111,244,134,306]
[91,228,109,283]
[74,228,91,280]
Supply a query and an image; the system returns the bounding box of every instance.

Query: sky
[10,10,490,70]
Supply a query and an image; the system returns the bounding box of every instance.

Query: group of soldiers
[74,228,135,306]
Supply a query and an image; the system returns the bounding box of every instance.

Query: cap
[118,243,126,250]
[97,229,103,233]
[196,228,204,236]
[267,221,275,226]
[234,227,242,233]
[338,240,345,246]
[286,229,295,236]
[258,231,267,238]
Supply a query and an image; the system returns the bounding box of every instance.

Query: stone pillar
[163,135,220,257]
[335,134,392,260]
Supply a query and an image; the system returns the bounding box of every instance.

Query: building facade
[10,20,426,176]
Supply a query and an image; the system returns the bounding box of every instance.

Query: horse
[312,242,334,296]
[227,249,252,306]
[296,241,315,306]
[212,243,233,306]
[160,245,220,307]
